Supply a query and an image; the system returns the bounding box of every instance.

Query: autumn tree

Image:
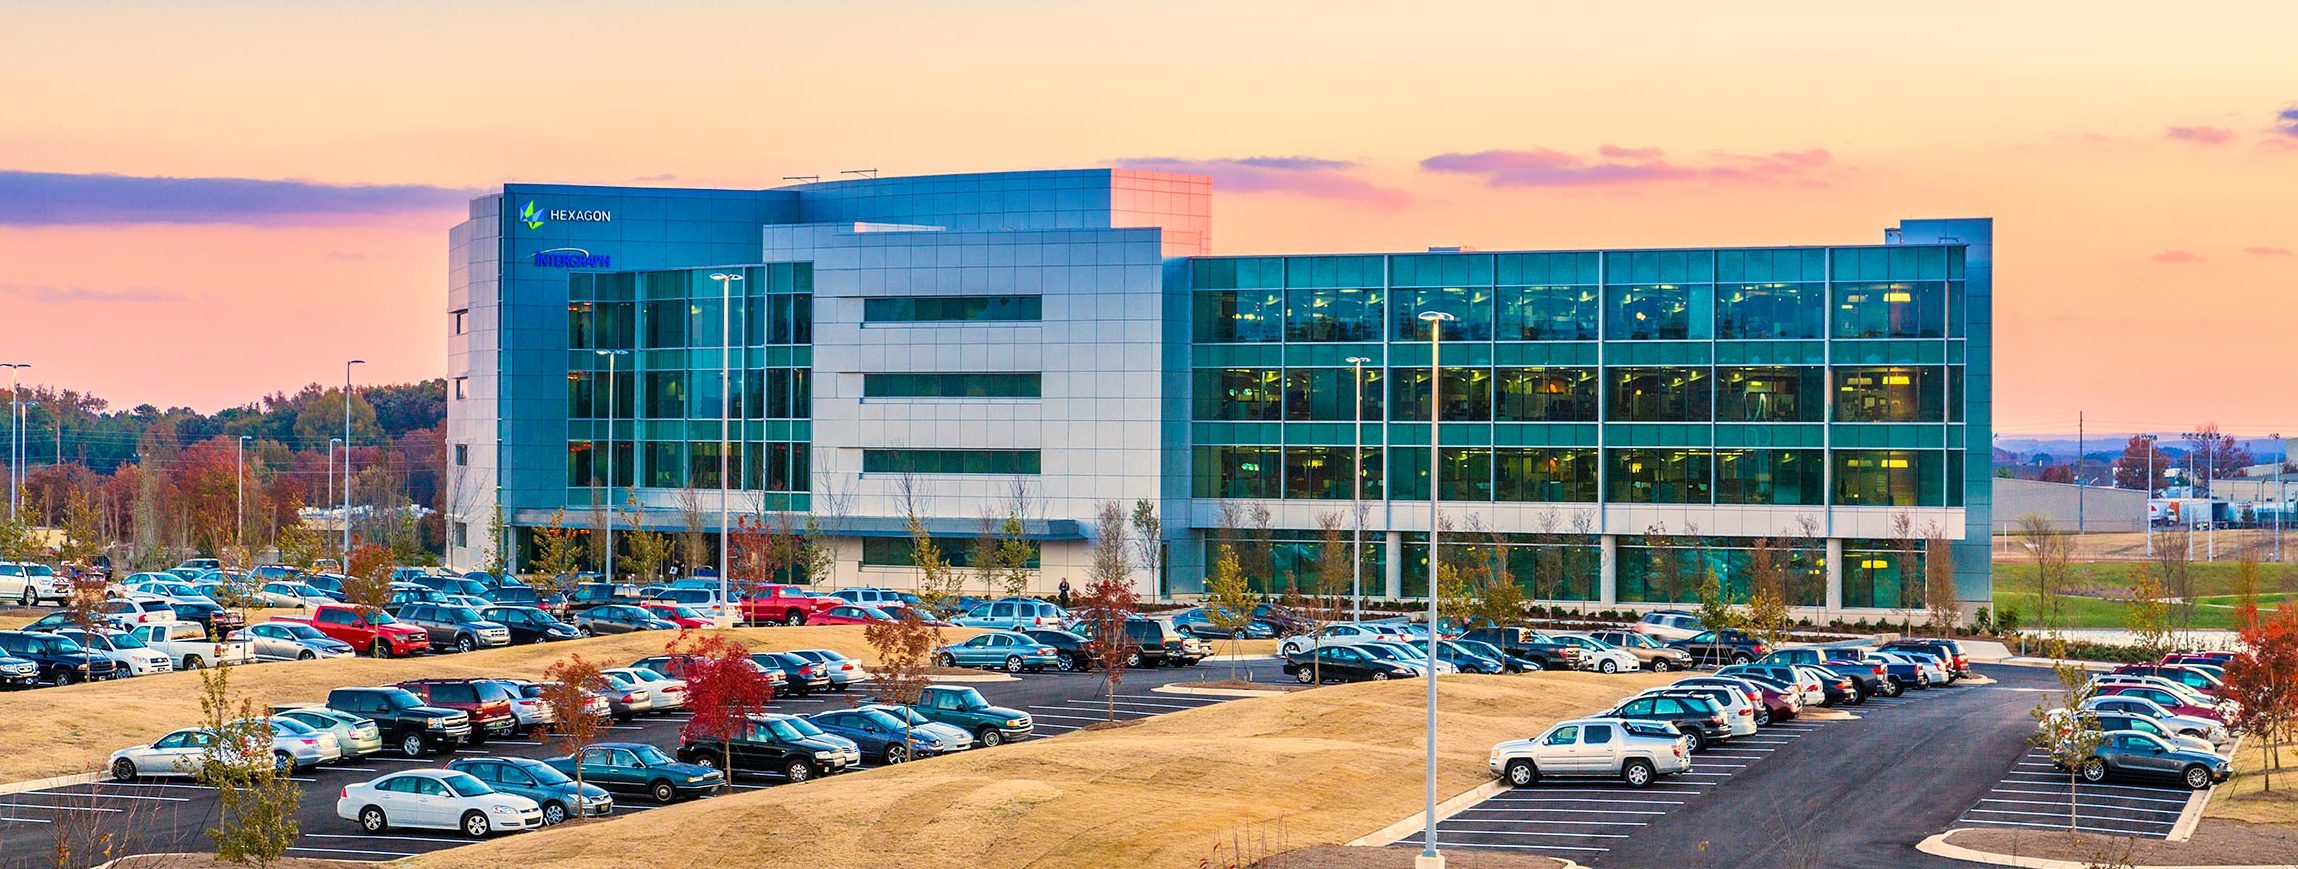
[195,661,299,867]
[1204,544,1258,679]
[1694,564,1740,634]
[898,478,963,613]
[671,632,774,773]
[1743,537,1792,651]
[530,509,585,596]
[2234,545,2265,632]
[1923,526,1961,633]
[2185,423,2254,496]
[2113,435,2172,492]
[2225,608,2298,790]
[2027,639,2108,831]
[1889,512,1923,630]
[861,608,940,751]
[1080,504,1140,720]
[538,654,611,795]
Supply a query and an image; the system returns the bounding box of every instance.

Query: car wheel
[1598,659,1619,675]
[977,727,1005,748]
[1505,759,1537,787]
[785,610,805,627]
[111,758,137,782]
[541,801,567,825]
[2184,764,2213,790]
[1651,659,1673,672]
[1055,655,1076,672]
[884,744,909,764]
[1295,668,1315,684]
[462,810,491,838]
[936,653,956,668]
[1176,625,1196,638]
[1622,759,1656,788]
[1371,671,1390,681]
[1004,656,1023,673]
[1125,651,1142,668]
[1886,681,1904,698]
[182,655,204,670]
[455,635,475,653]
[1755,709,1771,727]
[372,640,392,658]
[359,806,387,833]
[2080,758,2108,783]
[784,759,812,782]
[400,733,427,758]
[297,650,315,661]
[273,752,293,775]
[1523,659,1545,671]
[1730,653,1752,665]
[576,626,593,638]
[650,779,679,804]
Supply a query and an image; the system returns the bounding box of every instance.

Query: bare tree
[675,489,712,578]
[1130,499,1162,597]
[2014,513,2072,633]
[1888,512,1922,632]
[1923,524,1961,633]
[900,476,964,612]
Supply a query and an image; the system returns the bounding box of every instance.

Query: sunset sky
[3,0,2292,436]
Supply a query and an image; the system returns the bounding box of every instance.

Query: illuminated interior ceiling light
[1883,292,1913,303]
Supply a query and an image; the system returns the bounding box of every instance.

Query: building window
[1282,446,1377,500]
[1608,449,1713,504]
[452,377,468,400]
[1192,290,1285,343]
[1834,367,1946,423]
[1391,286,1495,342]
[1389,367,1491,422]
[863,295,1041,323]
[1714,449,1824,505]
[1192,446,1281,499]
[1842,540,1924,609]
[644,372,686,419]
[864,372,1041,398]
[451,522,468,549]
[568,301,634,350]
[1438,447,1494,501]
[1193,369,1283,421]
[862,536,1038,569]
[1284,286,1384,342]
[1716,367,1822,423]
[1833,281,1946,339]
[1608,367,1712,422]
[1607,284,1711,340]
[453,444,469,467]
[1834,450,1949,506]
[863,449,1041,475]
[451,309,468,336]
[1495,368,1598,422]
[1715,282,1824,340]
[647,441,688,487]
[1494,448,1599,502]
[1283,368,1384,421]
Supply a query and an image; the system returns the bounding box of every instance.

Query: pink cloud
[2166,125,2235,146]
[1419,146,1838,188]
[1114,156,1409,208]
[2151,250,2205,264]
[2244,246,2294,256]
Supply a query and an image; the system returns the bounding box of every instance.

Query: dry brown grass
[405,670,1674,869]
[2207,736,2298,828]
[0,625,982,784]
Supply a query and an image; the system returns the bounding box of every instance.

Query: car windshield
[439,772,495,797]
[943,688,988,709]
[515,759,573,785]
[875,705,928,725]
[365,611,399,625]
[380,689,424,709]
[855,709,907,730]
[27,566,54,577]
[757,719,806,741]
[653,605,703,619]
[629,744,676,766]
[786,716,827,737]
[108,631,149,649]
[440,608,480,623]
[270,716,316,735]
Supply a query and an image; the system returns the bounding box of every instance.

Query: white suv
[1634,610,1705,642]
[1490,717,1690,788]
[0,562,69,606]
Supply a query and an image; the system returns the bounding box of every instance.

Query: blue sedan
[805,707,970,763]
[1169,606,1278,640]
[933,631,1062,673]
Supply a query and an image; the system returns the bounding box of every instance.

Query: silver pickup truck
[124,622,256,670]
[1489,716,1691,788]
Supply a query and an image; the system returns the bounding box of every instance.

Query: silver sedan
[231,622,357,662]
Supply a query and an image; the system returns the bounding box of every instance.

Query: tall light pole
[1,363,26,522]
[709,272,744,628]
[1346,355,1371,623]
[2140,434,2158,557]
[236,435,252,557]
[1415,310,1454,869]
[343,359,365,563]
[595,349,630,583]
[2274,432,2286,563]
[2183,430,2217,560]
[327,437,343,545]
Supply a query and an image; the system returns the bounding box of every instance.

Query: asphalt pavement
[0,654,1284,869]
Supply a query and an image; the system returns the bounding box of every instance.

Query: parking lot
[1431,663,2107,868]
[1951,746,2199,838]
[0,657,1278,868]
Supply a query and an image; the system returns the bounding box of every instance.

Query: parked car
[575,604,677,636]
[908,684,1032,747]
[256,581,335,609]
[544,742,724,804]
[1718,663,1829,708]
[100,596,183,629]
[109,725,305,781]
[1166,605,1277,640]
[830,587,916,611]
[631,653,787,694]
[2096,685,2228,723]
[337,769,543,838]
[158,596,244,634]
[675,712,857,783]
[1883,638,1971,679]
[1633,686,1758,737]
[953,598,1071,631]
[274,706,384,759]
[480,606,581,644]
[734,584,841,626]
[0,561,69,606]
[482,585,547,608]
[394,603,514,653]
[1633,610,1706,642]
[2081,695,2231,747]
[397,679,519,742]
[1547,633,1642,674]
[934,631,1062,673]
[1882,649,1951,687]
[253,715,342,769]
[2091,673,2230,713]
[1433,640,1507,674]
[1074,617,1205,667]
[483,679,560,732]
[785,648,863,690]
[272,604,431,658]
[565,582,643,611]
[1357,641,1458,675]
[1683,674,1799,722]
[173,558,223,573]
[2112,663,2229,699]
[1458,626,1578,671]
[1283,645,1419,684]
[1489,717,1691,787]
[1605,693,1730,751]
[808,706,971,763]
[0,652,41,688]
[0,629,123,682]
[53,628,175,676]
[1276,622,1412,657]
[2055,730,2230,790]
[640,602,715,630]
[231,622,357,661]
[325,686,473,758]
[1452,637,1545,673]
[602,667,689,711]
[446,756,612,824]
[1586,630,1696,672]
[300,573,350,602]
[808,604,895,626]
[1668,629,1773,666]
[413,575,492,599]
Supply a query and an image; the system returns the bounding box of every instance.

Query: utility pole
[2141,434,2158,557]
[2075,411,2084,534]
[710,272,743,629]
[343,360,365,564]
[1414,310,1455,869]
[0,363,26,523]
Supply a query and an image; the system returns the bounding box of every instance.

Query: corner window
[452,377,468,400]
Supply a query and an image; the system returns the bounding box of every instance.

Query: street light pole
[2141,434,2158,557]
[1415,310,1454,869]
[237,436,252,556]
[710,272,744,628]
[596,349,630,583]
[1347,355,1371,623]
[1,363,26,522]
[2274,433,2286,563]
[327,437,342,545]
[343,360,365,563]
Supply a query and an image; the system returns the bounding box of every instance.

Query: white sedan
[602,667,688,712]
[338,769,543,838]
[257,582,335,609]
[1277,622,1411,657]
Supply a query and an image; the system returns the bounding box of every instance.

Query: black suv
[1021,628,1093,671]
[325,686,473,758]
[395,603,512,653]
[674,712,855,783]
[566,582,642,611]
[0,629,119,684]
[480,605,580,644]
[1076,617,1200,667]
[1669,628,1773,666]
[1606,693,1729,751]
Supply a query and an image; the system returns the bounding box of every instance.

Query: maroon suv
[395,678,517,742]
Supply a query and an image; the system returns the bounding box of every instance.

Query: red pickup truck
[736,584,841,626]
[273,604,431,657]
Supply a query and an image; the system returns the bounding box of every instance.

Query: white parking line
[23,792,187,803]
[1026,711,1132,724]
[1496,788,1700,796]
[1979,798,2181,816]
[1694,761,1750,768]
[1987,787,2191,806]
[305,833,467,844]
[1063,698,1203,712]
[2000,774,2188,794]
[1485,797,1686,805]
[0,803,121,813]
[493,740,544,746]
[370,757,433,763]
[1444,818,1647,827]
[331,767,380,772]
[1454,807,1666,816]
[0,817,55,824]
[1436,828,1633,838]
[1439,841,1610,852]
[288,847,418,858]
[83,782,212,790]
[1704,748,1774,754]
[1677,772,1734,777]
[1968,807,2172,826]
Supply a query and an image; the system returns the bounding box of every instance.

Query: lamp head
[1417,311,1456,323]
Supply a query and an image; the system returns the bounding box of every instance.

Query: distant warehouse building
[443,169,1993,618]
[1990,478,2147,534]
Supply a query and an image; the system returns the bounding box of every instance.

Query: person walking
[1057,578,1071,608]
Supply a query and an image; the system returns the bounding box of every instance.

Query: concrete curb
[1800,708,1857,721]
[2169,732,2241,842]
[922,673,1019,683]
[0,771,100,795]
[1151,684,1288,699]
[1347,778,1510,847]
[1203,653,1275,662]
[1917,829,2291,869]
